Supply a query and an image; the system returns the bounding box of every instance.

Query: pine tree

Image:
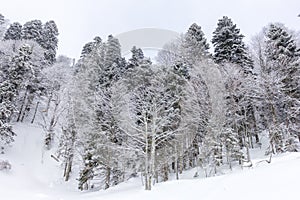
[0,14,7,39]
[182,23,210,62]
[76,36,125,190]
[4,22,22,40]
[105,35,121,67]
[0,44,33,152]
[40,20,59,64]
[8,44,33,95]
[265,24,300,151]
[212,16,253,73]
[103,35,123,84]
[22,20,43,43]
[79,36,103,59]
[128,46,145,67]
[14,41,45,123]
[0,84,16,152]
[265,24,299,66]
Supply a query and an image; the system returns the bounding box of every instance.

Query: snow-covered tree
[128,46,150,67]
[264,24,300,152]
[40,20,59,64]
[57,95,77,181]
[220,63,258,164]
[0,92,16,153]
[114,63,185,190]
[4,22,22,41]
[0,14,8,39]
[76,36,127,190]
[12,41,46,123]
[103,35,125,84]
[41,55,73,150]
[156,36,183,67]
[182,23,210,63]
[212,16,253,73]
[0,44,33,152]
[221,127,243,169]
[22,20,43,43]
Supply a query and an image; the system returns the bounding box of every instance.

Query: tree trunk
[45,101,59,149]
[16,90,28,122]
[155,171,159,184]
[31,101,40,123]
[144,135,156,191]
[64,154,73,181]
[20,93,34,122]
[163,164,169,182]
[175,157,179,180]
[105,167,111,190]
[45,92,53,117]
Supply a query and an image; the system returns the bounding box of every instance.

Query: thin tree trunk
[175,157,179,180]
[149,131,156,190]
[45,92,53,117]
[16,90,28,122]
[45,101,59,149]
[163,164,169,182]
[144,113,151,190]
[64,154,73,181]
[155,171,158,184]
[178,155,183,174]
[21,93,34,122]
[105,167,111,190]
[31,101,40,123]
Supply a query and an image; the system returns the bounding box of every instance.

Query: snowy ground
[0,123,299,200]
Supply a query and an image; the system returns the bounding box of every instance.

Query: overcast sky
[1,0,299,59]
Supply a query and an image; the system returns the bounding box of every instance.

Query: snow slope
[0,123,299,200]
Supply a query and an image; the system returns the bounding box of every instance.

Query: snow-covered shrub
[0,160,12,171]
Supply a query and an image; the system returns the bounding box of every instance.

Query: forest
[0,13,299,191]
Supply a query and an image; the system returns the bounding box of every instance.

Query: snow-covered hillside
[0,123,299,200]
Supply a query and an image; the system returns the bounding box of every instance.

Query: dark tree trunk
[31,101,40,123]
[105,167,111,190]
[64,154,73,182]
[16,90,28,122]
[20,93,34,122]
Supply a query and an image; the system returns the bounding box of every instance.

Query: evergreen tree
[128,46,145,67]
[0,13,7,39]
[182,23,210,62]
[0,14,4,28]
[76,36,125,190]
[0,44,33,152]
[4,22,22,41]
[212,16,253,73]
[22,20,43,43]
[80,36,103,59]
[40,20,59,64]
[0,84,16,152]
[265,24,299,66]
[265,24,300,151]
[104,35,121,67]
[103,35,123,85]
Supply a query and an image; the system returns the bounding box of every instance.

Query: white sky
[1,0,299,59]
